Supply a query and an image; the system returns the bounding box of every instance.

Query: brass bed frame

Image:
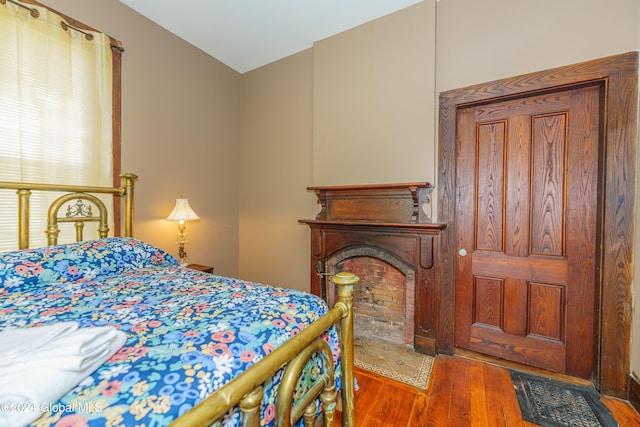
[0,173,357,427]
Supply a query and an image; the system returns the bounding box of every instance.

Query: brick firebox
[300,182,445,355]
[329,254,415,347]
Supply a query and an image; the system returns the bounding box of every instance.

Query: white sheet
[0,322,79,366]
[0,323,127,427]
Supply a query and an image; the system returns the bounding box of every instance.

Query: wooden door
[454,85,601,378]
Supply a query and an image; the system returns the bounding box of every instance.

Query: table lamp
[166,198,200,266]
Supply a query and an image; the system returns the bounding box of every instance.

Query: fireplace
[300,183,445,355]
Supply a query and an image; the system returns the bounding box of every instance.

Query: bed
[0,174,358,427]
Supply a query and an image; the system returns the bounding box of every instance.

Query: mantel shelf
[306,182,432,192]
[299,219,447,230]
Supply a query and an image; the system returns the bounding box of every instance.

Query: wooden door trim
[437,51,638,398]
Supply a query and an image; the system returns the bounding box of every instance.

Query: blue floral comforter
[0,238,341,426]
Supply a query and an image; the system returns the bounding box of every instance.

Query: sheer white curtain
[0,1,113,250]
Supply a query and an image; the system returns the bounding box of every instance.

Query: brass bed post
[332,271,358,427]
[17,189,31,249]
[120,173,137,237]
[239,386,263,426]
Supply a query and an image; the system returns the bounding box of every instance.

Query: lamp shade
[166,198,200,222]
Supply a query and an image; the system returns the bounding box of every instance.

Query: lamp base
[177,239,188,267]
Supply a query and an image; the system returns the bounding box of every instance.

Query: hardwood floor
[339,355,640,426]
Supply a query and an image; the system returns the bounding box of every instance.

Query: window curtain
[0,1,113,250]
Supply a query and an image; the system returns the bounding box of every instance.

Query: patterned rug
[511,370,618,427]
[353,336,433,390]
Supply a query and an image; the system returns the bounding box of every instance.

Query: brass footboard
[172,271,359,427]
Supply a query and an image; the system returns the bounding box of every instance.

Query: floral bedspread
[0,238,341,426]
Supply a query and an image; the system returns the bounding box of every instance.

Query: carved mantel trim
[306,182,435,224]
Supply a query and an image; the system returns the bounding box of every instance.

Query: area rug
[510,370,618,427]
[353,336,433,389]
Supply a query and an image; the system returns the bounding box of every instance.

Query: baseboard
[629,374,640,413]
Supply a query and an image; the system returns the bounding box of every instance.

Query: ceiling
[118,0,423,74]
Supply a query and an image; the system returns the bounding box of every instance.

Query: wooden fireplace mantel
[306,182,436,224]
[300,182,446,355]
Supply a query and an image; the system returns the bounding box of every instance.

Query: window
[0,0,122,250]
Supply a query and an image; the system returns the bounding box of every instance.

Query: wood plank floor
[339,355,640,426]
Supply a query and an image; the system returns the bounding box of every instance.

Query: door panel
[454,86,600,378]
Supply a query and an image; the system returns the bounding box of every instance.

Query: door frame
[436,51,638,398]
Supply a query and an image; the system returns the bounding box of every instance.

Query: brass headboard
[0,173,137,249]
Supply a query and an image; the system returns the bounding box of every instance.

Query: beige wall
[239,50,318,291]
[41,0,242,277]
[237,1,436,290]
[436,0,640,92]
[313,1,436,186]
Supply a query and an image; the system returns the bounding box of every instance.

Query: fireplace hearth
[300,182,445,355]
